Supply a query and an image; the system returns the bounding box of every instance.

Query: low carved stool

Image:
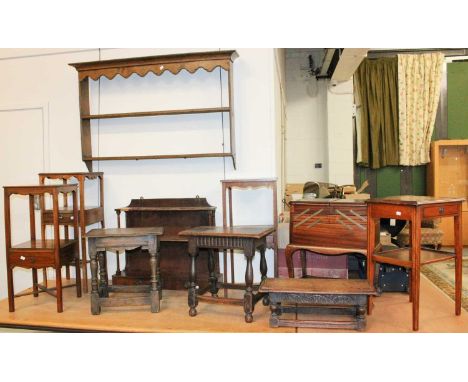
[259,278,377,331]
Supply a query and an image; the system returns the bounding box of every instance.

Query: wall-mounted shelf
[69,50,238,171]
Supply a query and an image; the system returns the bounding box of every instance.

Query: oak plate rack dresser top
[69,50,239,171]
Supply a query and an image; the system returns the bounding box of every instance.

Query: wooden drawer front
[43,211,76,225]
[423,204,459,219]
[9,253,54,268]
[291,204,328,246]
[369,204,412,221]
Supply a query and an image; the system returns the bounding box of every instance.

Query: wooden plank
[84,153,233,161]
[274,318,359,330]
[99,296,150,307]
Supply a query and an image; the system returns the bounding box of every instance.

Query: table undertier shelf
[372,248,456,267]
[11,239,77,250]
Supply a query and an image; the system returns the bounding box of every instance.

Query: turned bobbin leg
[260,244,269,306]
[243,242,255,323]
[188,240,199,317]
[89,240,100,315]
[149,241,160,313]
[98,251,109,298]
[208,249,219,296]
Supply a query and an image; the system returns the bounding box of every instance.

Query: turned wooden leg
[149,248,160,313]
[89,240,100,315]
[270,302,281,328]
[56,267,63,313]
[188,241,199,317]
[42,268,48,287]
[244,243,255,323]
[98,251,109,298]
[208,249,218,296]
[32,268,39,297]
[411,215,421,331]
[156,247,162,299]
[260,245,269,306]
[7,266,15,312]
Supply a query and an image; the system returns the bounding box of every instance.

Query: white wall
[326,79,355,185]
[285,50,328,184]
[284,49,355,188]
[0,48,280,300]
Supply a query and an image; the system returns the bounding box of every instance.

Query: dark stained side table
[86,227,163,315]
[179,225,275,323]
[366,195,464,331]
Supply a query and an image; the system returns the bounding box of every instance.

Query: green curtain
[354,57,399,169]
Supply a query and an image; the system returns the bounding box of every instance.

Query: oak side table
[86,227,163,315]
[179,225,275,323]
[366,195,464,331]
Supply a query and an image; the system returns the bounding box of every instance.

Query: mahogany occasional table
[86,227,163,315]
[4,184,81,313]
[366,195,464,331]
[179,225,275,323]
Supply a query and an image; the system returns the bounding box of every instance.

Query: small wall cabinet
[69,50,238,171]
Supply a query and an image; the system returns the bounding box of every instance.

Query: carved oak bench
[259,278,377,331]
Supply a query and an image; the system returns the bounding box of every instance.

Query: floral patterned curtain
[398,53,444,165]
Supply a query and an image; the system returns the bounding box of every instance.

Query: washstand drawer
[9,253,54,268]
[42,210,76,225]
[423,204,459,219]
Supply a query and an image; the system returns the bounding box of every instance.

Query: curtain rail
[367,49,468,58]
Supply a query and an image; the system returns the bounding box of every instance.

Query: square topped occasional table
[86,227,163,315]
[366,195,464,331]
[179,225,275,323]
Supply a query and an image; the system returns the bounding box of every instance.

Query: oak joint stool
[86,227,163,315]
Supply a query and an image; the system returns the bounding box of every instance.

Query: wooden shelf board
[373,248,456,267]
[82,107,231,120]
[11,239,77,250]
[84,153,233,161]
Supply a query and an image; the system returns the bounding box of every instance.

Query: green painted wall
[448,62,468,139]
